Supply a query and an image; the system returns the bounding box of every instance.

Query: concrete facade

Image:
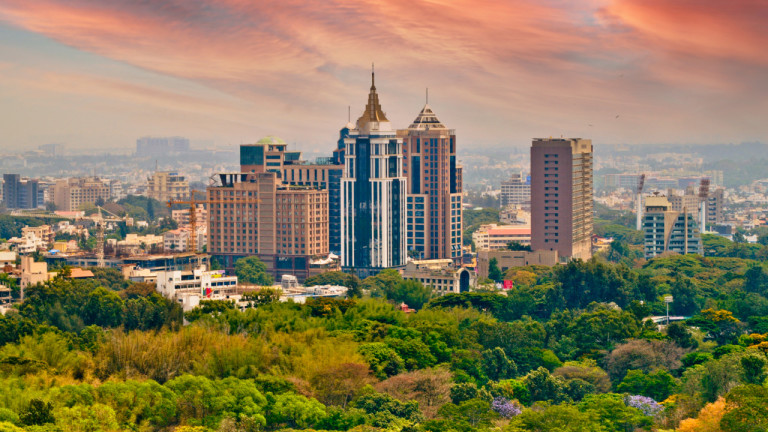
[530,138,593,261]
[399,104,463,261]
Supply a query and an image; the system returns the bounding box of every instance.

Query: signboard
[503,280,514,290]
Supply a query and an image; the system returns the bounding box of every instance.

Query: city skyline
[1,0,766,153]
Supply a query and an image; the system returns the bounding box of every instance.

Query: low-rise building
[472,224,531,251]
[476,249,559,280]
[156,267,239,311]
[401,259,475,295]
[0,251,17,268]
[163,229,190,252]
[20,256,56,293]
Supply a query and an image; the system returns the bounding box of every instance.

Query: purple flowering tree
[625,395,664,416]
[491,397,522,418]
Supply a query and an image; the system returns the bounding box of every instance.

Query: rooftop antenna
[348,105,351,123]
[426,88,429,104]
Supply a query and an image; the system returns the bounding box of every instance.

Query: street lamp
[664,295,674,325]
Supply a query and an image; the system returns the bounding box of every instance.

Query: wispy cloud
[0,0,765,149]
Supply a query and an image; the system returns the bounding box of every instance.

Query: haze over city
[1,0,766,153]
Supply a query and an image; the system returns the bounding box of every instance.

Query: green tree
[270,393,326,429]
[507,404,604,432]
[242,288,281,307]
[667,321,697,348]
[616,369,678,401]
[720,385,768,432]
[740,353,768,385]
[358,343,405,379]
[387,280,432,310]
[523,367,568,403]
[362,269,403,297]
[482,347,517,381]
[488,258,503,283]
[82,286,124,327]
[20,399,54,426]
[234,256,274,286]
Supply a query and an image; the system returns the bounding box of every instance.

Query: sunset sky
[1,0,766,153]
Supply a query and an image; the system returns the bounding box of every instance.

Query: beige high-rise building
[530,138,593,261]
[668,186,700,223]
[207,172,329,281]
[398,103,463,261]
[147,171,189,203]
[52,177,111,211]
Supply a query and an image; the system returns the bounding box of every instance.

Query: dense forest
[2,245,768,430]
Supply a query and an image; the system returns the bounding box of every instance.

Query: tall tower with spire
[340,70,407,277]
[398,97,463,260]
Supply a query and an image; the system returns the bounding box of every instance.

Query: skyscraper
[341,71,407,277]
[399,103,462,260]
[530,138,593,261]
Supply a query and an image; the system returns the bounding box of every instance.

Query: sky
[0,0,766,154]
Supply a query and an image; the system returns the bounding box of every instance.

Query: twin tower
[341,71,462,277]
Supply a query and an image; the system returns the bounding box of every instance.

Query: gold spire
[356,66,388,129]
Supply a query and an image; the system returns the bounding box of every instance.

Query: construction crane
[167,197,261,254]
[91,205,126,267]
[636,174,646,231]
[699,178,710,233]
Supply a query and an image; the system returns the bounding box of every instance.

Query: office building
[472,224,531,251]
[398,103,463,260]
[240,137,344,254]
[642,194,701,259]
[500,172,531,208]
[135,136,190,157]
[147,171,189,203]
[2,174,39,209]
[207,172,330,281]
[530,138,593,261]
[340,71,407,277]
[52,177,111,211]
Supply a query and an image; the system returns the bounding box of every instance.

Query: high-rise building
[147,171,189,203]
[2,174,40,209]
[668,186,701,223]
[500,172,531,208]
[341,71,407,277]
[207,172,329,281]
[707,188,725,225]
[52,177,111,211]
[530,138,593,261]
[398,103,463,260]
[643,194,701,259]
[240,137,344,255]
[135,136,190,157]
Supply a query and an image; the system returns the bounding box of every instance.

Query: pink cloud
[0,0,766,147]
